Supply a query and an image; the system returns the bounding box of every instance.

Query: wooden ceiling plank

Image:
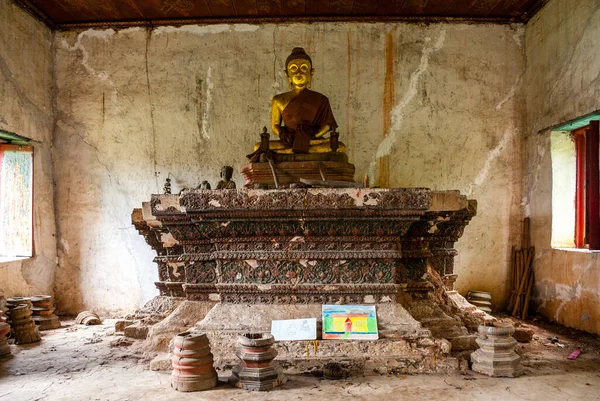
[99,0,146,20]
[351,0,377,15]
[422,0,459,15]
[234,0,259,16]
[510,0,546,19]
[304,0,321,15]
[124,0,167,19]
[54,0,117,22]
[282,0,306,15]
[88,1,125,20]
[399,0,428,15]
[314,0,330,14]
[376,0,406,15]
[189,0,214,18]
[25,0,77,23]
[485,0,515,17]
[256,0,282,16]
[206,0,236,16]
[467,0,508,16]
[328,0,354,15]
[154,0,212,18]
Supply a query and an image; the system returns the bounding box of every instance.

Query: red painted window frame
[574,128,586,247]
[573,120,600,250]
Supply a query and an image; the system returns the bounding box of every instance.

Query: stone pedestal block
[5,297,32,330]
[31,295,61,330]
[10,305,41,345]
[471,322,522,377]
[124,323,149,339]
[232,333,286,391]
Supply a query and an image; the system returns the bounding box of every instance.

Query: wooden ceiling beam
[11,0,548,31]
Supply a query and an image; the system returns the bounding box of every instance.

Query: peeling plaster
[536,278,600,321]
[120,27,142,34]
[154,24,232,36]
[368,28,446,181]
[467,129,515,196]
[234,24,260,33]
[495,72,523,110]
[512,30,523,48]
[59,30,118,101]
[201,67,214,140]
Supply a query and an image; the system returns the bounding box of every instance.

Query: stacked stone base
[232,333,286,391]
[232,364,287,390]
[31,296,61,331]
[471,323,522,378]
[0,322,10,357]
[471,350,522,378]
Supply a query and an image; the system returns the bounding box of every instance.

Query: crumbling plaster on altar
[52,21,525,314]
[523,0,600,334]
[0,0,57,299]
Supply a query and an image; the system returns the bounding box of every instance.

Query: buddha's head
[285,47,314,90]
[221,165,233,180]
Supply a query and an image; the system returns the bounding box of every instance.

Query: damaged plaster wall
[0,0,57,298]
[53,22,525,314]
[524,0,600,334]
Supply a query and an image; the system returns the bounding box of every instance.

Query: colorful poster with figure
[322,305,378,340]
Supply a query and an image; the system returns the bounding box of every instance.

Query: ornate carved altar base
[137,188,484,373]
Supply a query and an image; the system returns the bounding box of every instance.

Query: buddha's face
[221,166,233,180]
[285,58,313,89]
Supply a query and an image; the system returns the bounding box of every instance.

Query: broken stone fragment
[150,353,172,371]
[114,319,135,332]
[124,323,149,339]
[512,326,534,342]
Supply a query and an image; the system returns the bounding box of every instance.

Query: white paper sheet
[271,318,317,341]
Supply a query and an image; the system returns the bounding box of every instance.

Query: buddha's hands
[314,124,331,138]
[279,127,294,146]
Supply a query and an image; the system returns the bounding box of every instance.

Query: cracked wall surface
[52,22,525,314]
[524,0,600,334]
[0,0,57,298]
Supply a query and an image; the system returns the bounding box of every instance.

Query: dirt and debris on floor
[0,317,599,401]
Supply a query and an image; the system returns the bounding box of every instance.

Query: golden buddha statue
[253,47,346,155]
[242,47,355,188]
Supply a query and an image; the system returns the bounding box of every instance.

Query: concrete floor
[0,318,599,401]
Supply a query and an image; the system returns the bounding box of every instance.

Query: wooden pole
[522,261,535,319]
[523,217,530,249]
[512,248,533,317]
[507,246,516,311]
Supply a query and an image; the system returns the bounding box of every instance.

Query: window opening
[551,113,600,250]
[0,130,33,260]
